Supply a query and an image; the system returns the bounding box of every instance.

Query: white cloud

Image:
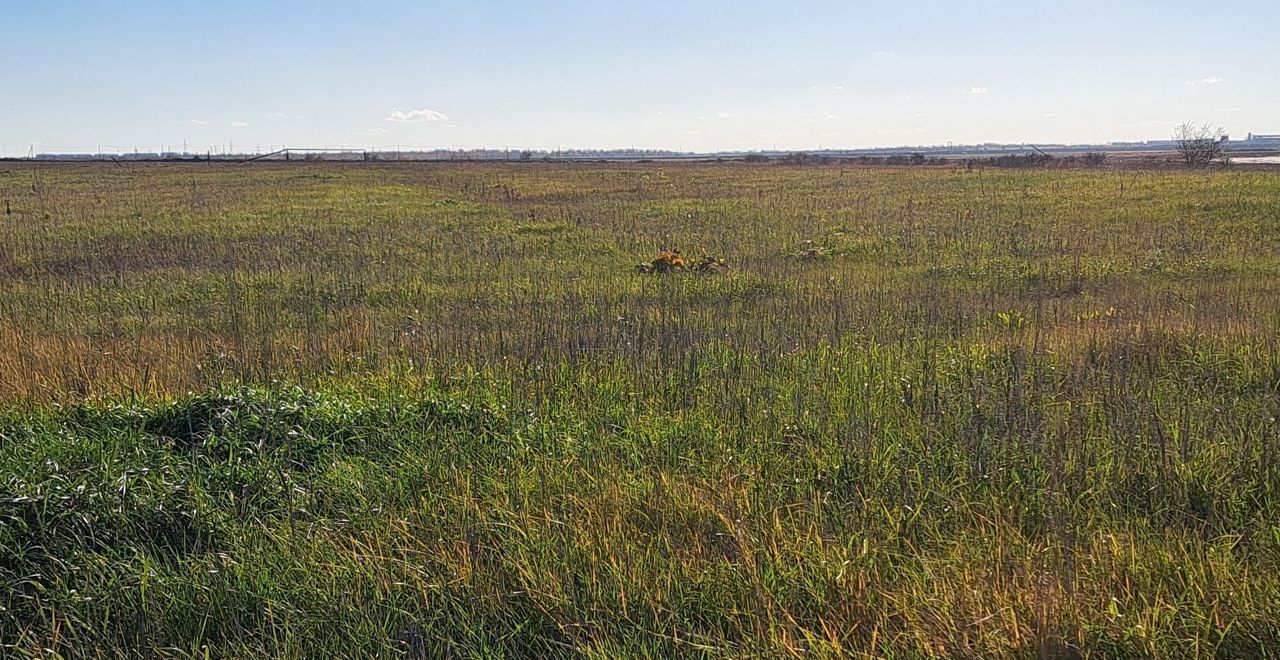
[823,112,840,120]
[1186,76,1225,86]
[967,86,988,95]
[348,130,376,138]
[1118,119,1179,129]
[1217,107,1240,112]
[1043,112,1059,118]
[190,119,208,125]
[387,108,449,122]
[230,121,248,128]
[684,128,703,135]
[716,111,731,118]
[913,112,932,118]
[873,51,893,57]
[833,85,845,91]
[349,127,392,137]
[268,112,302,120]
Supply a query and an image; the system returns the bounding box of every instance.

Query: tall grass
[1,161,1278,656]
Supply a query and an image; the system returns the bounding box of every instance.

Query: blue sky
[2,0,1276,155]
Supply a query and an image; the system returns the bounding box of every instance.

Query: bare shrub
[1173,122,1226,166]
[1081,152,1107,167]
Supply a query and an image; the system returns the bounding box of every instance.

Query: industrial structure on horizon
[1243,133,1280,145]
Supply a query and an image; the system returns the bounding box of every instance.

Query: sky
[2,0,1277,155]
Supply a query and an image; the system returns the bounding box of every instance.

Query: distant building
[1225,133,1280,151]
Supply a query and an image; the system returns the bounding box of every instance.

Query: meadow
[1,160,1279,657]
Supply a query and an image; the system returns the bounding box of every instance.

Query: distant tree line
[739,151,1109,169]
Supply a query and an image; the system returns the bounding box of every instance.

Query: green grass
[1,161,1279,657]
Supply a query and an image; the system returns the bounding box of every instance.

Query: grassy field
[1,161,1279,657]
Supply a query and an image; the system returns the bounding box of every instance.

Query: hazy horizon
[3,0,1276,156]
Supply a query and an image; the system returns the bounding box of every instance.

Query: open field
[2,161,1279,657]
